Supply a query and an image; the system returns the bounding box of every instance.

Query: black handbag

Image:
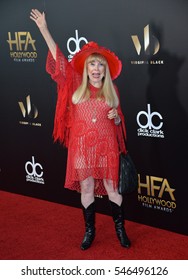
[118,125,138,195]
[118,152,138,194]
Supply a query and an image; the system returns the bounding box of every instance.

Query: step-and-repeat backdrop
[0,0,188,235]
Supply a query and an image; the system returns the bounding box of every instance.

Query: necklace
[92,113,97,123]
[91,98,97,123]
[88,83,100,123]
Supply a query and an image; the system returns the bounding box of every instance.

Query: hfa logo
[7,32,37,62]
[67,30,88,61]
[7,32,36,51]
[131,24,160,56]
[25,156,44,184]
[138,175,176,213]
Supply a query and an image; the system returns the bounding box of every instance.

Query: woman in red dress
[30,9,131,250]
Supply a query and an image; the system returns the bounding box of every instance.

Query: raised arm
[30,9,56,60]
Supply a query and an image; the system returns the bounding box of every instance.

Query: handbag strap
[119,122,128,152]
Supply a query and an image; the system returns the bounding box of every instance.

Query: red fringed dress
[46,45,127,196]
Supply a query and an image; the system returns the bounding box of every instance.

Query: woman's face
[87,57,106,87]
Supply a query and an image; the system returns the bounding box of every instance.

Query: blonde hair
[72,54,119,108]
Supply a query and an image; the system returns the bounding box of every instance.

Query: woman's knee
[103,179,114,193]
[103,179,122,200]
[80,177,94,195]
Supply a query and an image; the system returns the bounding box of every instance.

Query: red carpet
[0,190,188,260]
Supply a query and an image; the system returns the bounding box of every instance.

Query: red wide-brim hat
[71,41,122,80]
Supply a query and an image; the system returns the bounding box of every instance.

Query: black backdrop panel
[0,0,188,235]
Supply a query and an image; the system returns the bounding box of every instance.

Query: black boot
[110,200,131,248]
[80,202,95,250]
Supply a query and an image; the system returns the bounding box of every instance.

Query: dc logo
[67,30,88,60]
[25,156,43,178]
[137,104,163,130]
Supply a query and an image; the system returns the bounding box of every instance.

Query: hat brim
[71,41,122,80]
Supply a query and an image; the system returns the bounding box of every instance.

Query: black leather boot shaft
[80,202,95,250]
[110,200,131,248]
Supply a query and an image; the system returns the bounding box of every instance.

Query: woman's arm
[30,9,56,60]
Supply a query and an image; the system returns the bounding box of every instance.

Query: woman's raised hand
[30,9,47,30]
[30,8,56,60]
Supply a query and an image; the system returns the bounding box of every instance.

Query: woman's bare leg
[80,176,95,208]
[103,178,122,205]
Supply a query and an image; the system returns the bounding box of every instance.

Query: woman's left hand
[107,108,118,119]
